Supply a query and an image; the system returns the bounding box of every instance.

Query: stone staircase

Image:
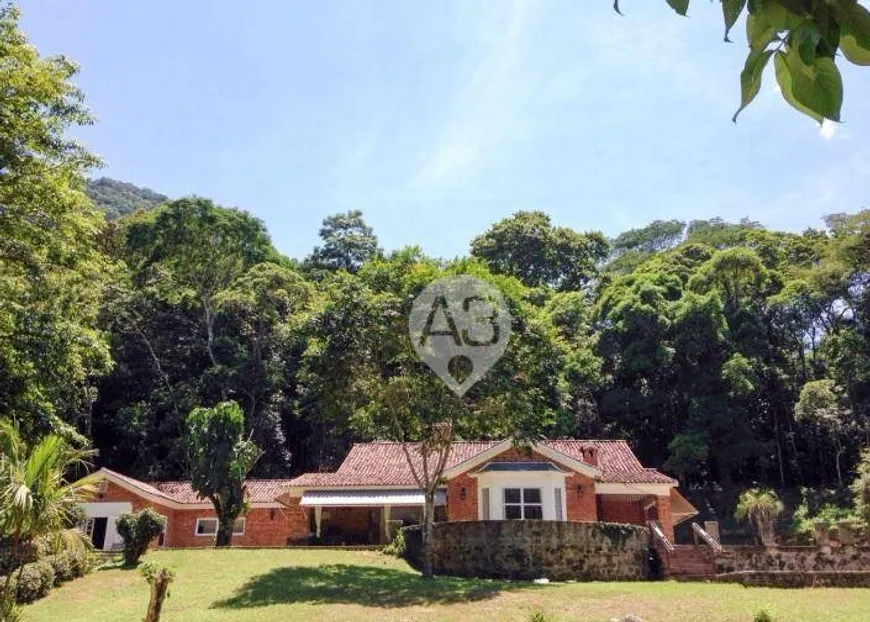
[663,545,716,580]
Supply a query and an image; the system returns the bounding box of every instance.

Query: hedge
[0,537,96,605]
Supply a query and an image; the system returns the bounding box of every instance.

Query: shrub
[753,610,774,622]
[14,559,55,604]
[381,529,406,557]
[46,553,73,585]
[116,508,166,567]
[788,490,857,544]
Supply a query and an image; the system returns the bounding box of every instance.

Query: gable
[443,442,601,480]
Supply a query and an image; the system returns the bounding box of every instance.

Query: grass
[22,548,870,622]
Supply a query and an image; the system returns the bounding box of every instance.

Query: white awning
[300,489,446,507]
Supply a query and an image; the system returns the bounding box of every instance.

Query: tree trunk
[421,493,435,580]
[144,570,172,622]
[215,516,234,548]
[1,532,23,607]
[835,445,844,489]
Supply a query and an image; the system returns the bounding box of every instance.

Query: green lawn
[22,548,870,622]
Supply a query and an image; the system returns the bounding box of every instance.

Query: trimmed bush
[46,553,73,585]
[14,559,55,604]
[116,508,166,567]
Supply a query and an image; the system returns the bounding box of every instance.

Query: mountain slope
[86,177,169,219]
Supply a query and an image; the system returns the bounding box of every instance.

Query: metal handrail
[691,522,723,554]
[648,520,674,552]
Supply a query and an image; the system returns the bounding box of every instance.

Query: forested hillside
[3,4,870,525]
[86,177,169,218]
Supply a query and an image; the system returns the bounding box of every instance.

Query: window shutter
[482,488,490,520]
[554,488,563,521]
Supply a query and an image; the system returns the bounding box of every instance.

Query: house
[79,439,697,550]
[78,470,299,550]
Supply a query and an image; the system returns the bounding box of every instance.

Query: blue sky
[19,0,870,260]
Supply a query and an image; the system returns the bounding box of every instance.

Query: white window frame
[503,487,544,520]
[194,517,245,536]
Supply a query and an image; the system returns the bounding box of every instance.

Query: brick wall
[92,480,309,547]
[169,507,301,547]
[565,473,597,521]
[598,497,645,526]
[446,473,478,521]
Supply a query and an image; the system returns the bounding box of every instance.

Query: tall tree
[0,4,112,441]
[216,263,316,474]
[125,198,280,372]
[306,210,380,274]
[470,211,608,291]
[795,379,855,487]
[184,401,261,547]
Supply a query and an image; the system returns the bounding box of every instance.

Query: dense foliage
[2,2,870,534]
[184,401,261,547]
[116,508,166,566]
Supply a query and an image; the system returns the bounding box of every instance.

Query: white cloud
[820,119,838,140]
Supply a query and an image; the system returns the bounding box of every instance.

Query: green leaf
[722,0,748,41]
[762,1,805,30]
[792,21,821,65]
[841,33,870,65]
[733,49,774,122]
[813,2,840,56]
[841,2,870,48]
[839,3,870,66]
[746,12,778,52]
[772,51,821,123]
[666,0,690,16]
[788,49,843,122]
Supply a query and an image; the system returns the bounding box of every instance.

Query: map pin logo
[409,275,512,396]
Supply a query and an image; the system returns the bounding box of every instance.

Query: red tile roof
[152,480,294,504]
[99,439,675,504]
[289,440,676,487]
[100,469,293,505]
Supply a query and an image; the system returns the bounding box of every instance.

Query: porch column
[382,505,391,543]
[314,506,323,538]
[656,495,674,541]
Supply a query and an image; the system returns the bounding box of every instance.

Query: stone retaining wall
[715,570,870,588]
[715,545,870,574]
[403,520,651,581]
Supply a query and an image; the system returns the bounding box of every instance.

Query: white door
[82,502,132,551]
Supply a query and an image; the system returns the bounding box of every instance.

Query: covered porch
[299,489,447,545]
[596,486,698,540]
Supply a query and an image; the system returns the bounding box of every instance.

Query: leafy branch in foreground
[617,0,870,124]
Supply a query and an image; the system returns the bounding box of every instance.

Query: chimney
[583,446,598,467]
